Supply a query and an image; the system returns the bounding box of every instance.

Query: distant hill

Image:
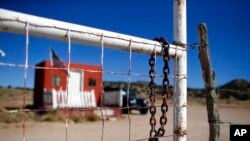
[219,79,250,90]
[1,79,249,100]
[218,79,250,100]
[104,79,250,100]
[103,81,173,98]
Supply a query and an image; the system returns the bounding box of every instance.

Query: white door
[68,70,83,93]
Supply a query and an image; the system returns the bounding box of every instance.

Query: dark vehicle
[122,89,149,114]
[103,87,148,114]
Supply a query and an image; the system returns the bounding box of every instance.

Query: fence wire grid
[0,21,249,141]
[0,23,180,141]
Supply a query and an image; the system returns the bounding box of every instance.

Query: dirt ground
[0,105,250,141]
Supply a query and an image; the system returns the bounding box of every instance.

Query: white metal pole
[173,0,187,141]
[0,8,184,57]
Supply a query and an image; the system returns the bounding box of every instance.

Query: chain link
[158,37,169,137]
[148,53,157,139]
[148,37,169,140]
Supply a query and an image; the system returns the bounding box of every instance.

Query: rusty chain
[159,37,169,136]
[148,37,169,141]
[148,53,157,140]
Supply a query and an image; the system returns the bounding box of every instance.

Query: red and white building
[33,60,102,109]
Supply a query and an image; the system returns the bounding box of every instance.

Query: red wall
[34,60,102,108]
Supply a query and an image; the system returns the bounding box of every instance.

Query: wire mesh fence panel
[0,6,249,141]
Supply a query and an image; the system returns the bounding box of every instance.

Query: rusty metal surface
[174,126,187,137]
[148,37,170,140]
[173,0,187,141]
[0,8,185,57]
[148,53,157,139]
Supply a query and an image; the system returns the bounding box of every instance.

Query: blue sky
[0,0,250,88]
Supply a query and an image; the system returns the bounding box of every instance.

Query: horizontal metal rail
[0,8,184,57]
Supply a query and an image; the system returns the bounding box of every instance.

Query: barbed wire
[186,43,207,49]
[1,17,211,56]
[3,105,161,114]
[0,19,248,140]
[171,42,208,50]
[208,120,242,125]
[216,88,250,95]
[1,62,248,96]
[0,62,186,79]
[0,18,187,52]
[190,86,250,96]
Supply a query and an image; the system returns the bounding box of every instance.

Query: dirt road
[0,105,250,141]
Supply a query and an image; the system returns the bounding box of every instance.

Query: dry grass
[0,88,249,124]
[0,88,33,110]
[0,88,101,123]
[187,97,250,108]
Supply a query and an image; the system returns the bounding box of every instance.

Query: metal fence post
[173,0,187,141]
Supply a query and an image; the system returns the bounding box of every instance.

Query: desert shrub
[0,112,23,123]
[69,115,84,123]
[39,111,63,122]
[85,113,100,122]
